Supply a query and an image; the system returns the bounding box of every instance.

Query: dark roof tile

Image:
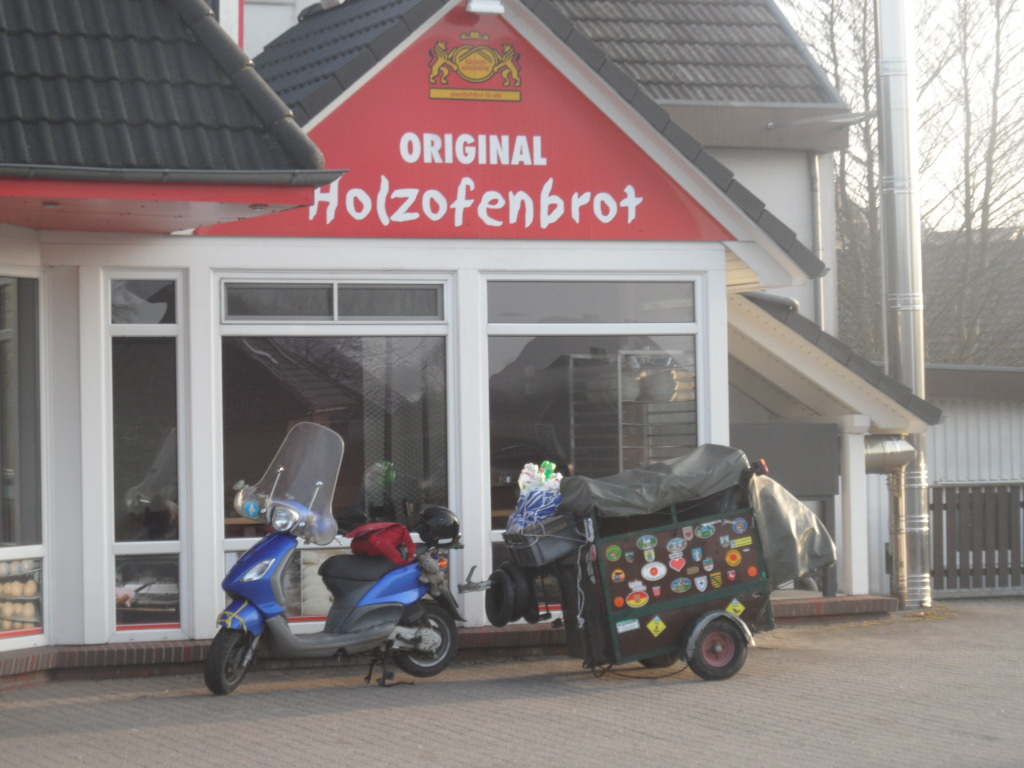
[0,0,326,174]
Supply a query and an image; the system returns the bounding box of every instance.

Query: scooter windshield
[235,422,344,545]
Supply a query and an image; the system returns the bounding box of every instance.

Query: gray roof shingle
[546,0,843,106]
[0,0,329,177]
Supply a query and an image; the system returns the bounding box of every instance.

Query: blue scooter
[205,422,463,695]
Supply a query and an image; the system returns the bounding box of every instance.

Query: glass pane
[112,338,178,541]
[488,281,695,323]
[222,336,448,538]
[337,285,443,319]
[111,280,176,324]
[0,556,42,638]
[489,335,696,529]
[0,278,41,547]
[225,283,332,319]
[115,554,180,628]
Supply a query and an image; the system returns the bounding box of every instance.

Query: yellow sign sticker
[726,599,746,617]
[647,616,667,637]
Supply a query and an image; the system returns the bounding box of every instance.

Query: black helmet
[412,505,460,546]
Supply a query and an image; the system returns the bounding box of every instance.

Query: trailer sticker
[669,556,686,572]
[667,537,686,553]
[625,551,636,563]
[710,572,723,588]
[748,566,760,578]
[727,599,746,617]
[617,618,640,634]
[695,576,708,592]
[671,577,692,593]
[614,596,626,608]
[703,557,715,572]
[731,536,753,548]
[647,616,667,637]
[626,590,650,608]
[727,569,737,582]
[726,549,742,567]
[692,547,703,561]
[696,523,716,539]
[637,535,658,551]
[682,526,694,541]
[611,568,626,582]
[732,518,749,535]
[641,561,667,581]
[643,549,657,563]
[605,544,622,562]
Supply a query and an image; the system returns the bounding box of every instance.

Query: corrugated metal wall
[867,397,1024,593]
[927,398,1024,484]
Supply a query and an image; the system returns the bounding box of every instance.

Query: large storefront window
[222,336,448,539]
[0,277,42,640]
[110,279,181,630]
[488,281,699,532]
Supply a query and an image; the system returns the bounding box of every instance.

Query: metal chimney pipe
[875,0,932,608]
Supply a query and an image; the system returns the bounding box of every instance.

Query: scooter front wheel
[394,602,458,678]
[205,628,253,695]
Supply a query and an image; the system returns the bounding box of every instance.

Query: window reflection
[115,554,179,628]
[0,278,41,548]
[221,336,448,537]
[111,280,176,324]
[489,335,696,528]
[112,338,178,541]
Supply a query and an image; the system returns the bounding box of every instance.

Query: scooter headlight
[270,503,302,533]
[241,558,276,582]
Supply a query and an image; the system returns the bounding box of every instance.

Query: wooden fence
[929,484,1024,594]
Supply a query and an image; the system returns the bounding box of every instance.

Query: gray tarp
[558,445,750,518]
[749,473,837,588]
[558,444,837,588]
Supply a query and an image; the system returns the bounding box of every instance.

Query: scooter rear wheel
[394,602,458,678]
[205,628,252,695]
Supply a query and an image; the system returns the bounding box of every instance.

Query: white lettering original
[309,176,644,230]
[399,132,548,166]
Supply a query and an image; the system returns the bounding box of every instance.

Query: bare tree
[777,0,1024,366]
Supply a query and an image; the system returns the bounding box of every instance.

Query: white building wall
[242,0,305,58]
[710,148,836,332]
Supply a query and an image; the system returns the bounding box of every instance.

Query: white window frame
[483,272,710,551]
[0,267,47,652]
[105,270,189,642]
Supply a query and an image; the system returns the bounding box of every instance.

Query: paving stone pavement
[0,598,1020,768]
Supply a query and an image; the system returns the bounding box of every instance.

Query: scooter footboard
[216,599,266,635]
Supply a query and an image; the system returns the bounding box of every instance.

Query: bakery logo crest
[428,31,522,101]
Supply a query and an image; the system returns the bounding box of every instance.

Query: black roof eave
[742,292,943,426]
[0,164,344,188]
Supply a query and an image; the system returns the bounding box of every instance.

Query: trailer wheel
[687,618,747,680]
[501,561,537,623]
[484,567,515,627]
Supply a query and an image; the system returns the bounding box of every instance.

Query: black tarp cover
[558,444,837,587]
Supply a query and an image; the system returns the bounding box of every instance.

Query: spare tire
[500,561,532,623]
[484,568,515,627]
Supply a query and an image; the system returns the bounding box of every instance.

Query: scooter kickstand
[365,653,412,687]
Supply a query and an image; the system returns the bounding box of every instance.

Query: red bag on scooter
[348,522,416,565]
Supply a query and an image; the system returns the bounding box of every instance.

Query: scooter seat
[319,553,404,582]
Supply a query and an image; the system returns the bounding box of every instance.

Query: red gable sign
[202,6,731,242]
